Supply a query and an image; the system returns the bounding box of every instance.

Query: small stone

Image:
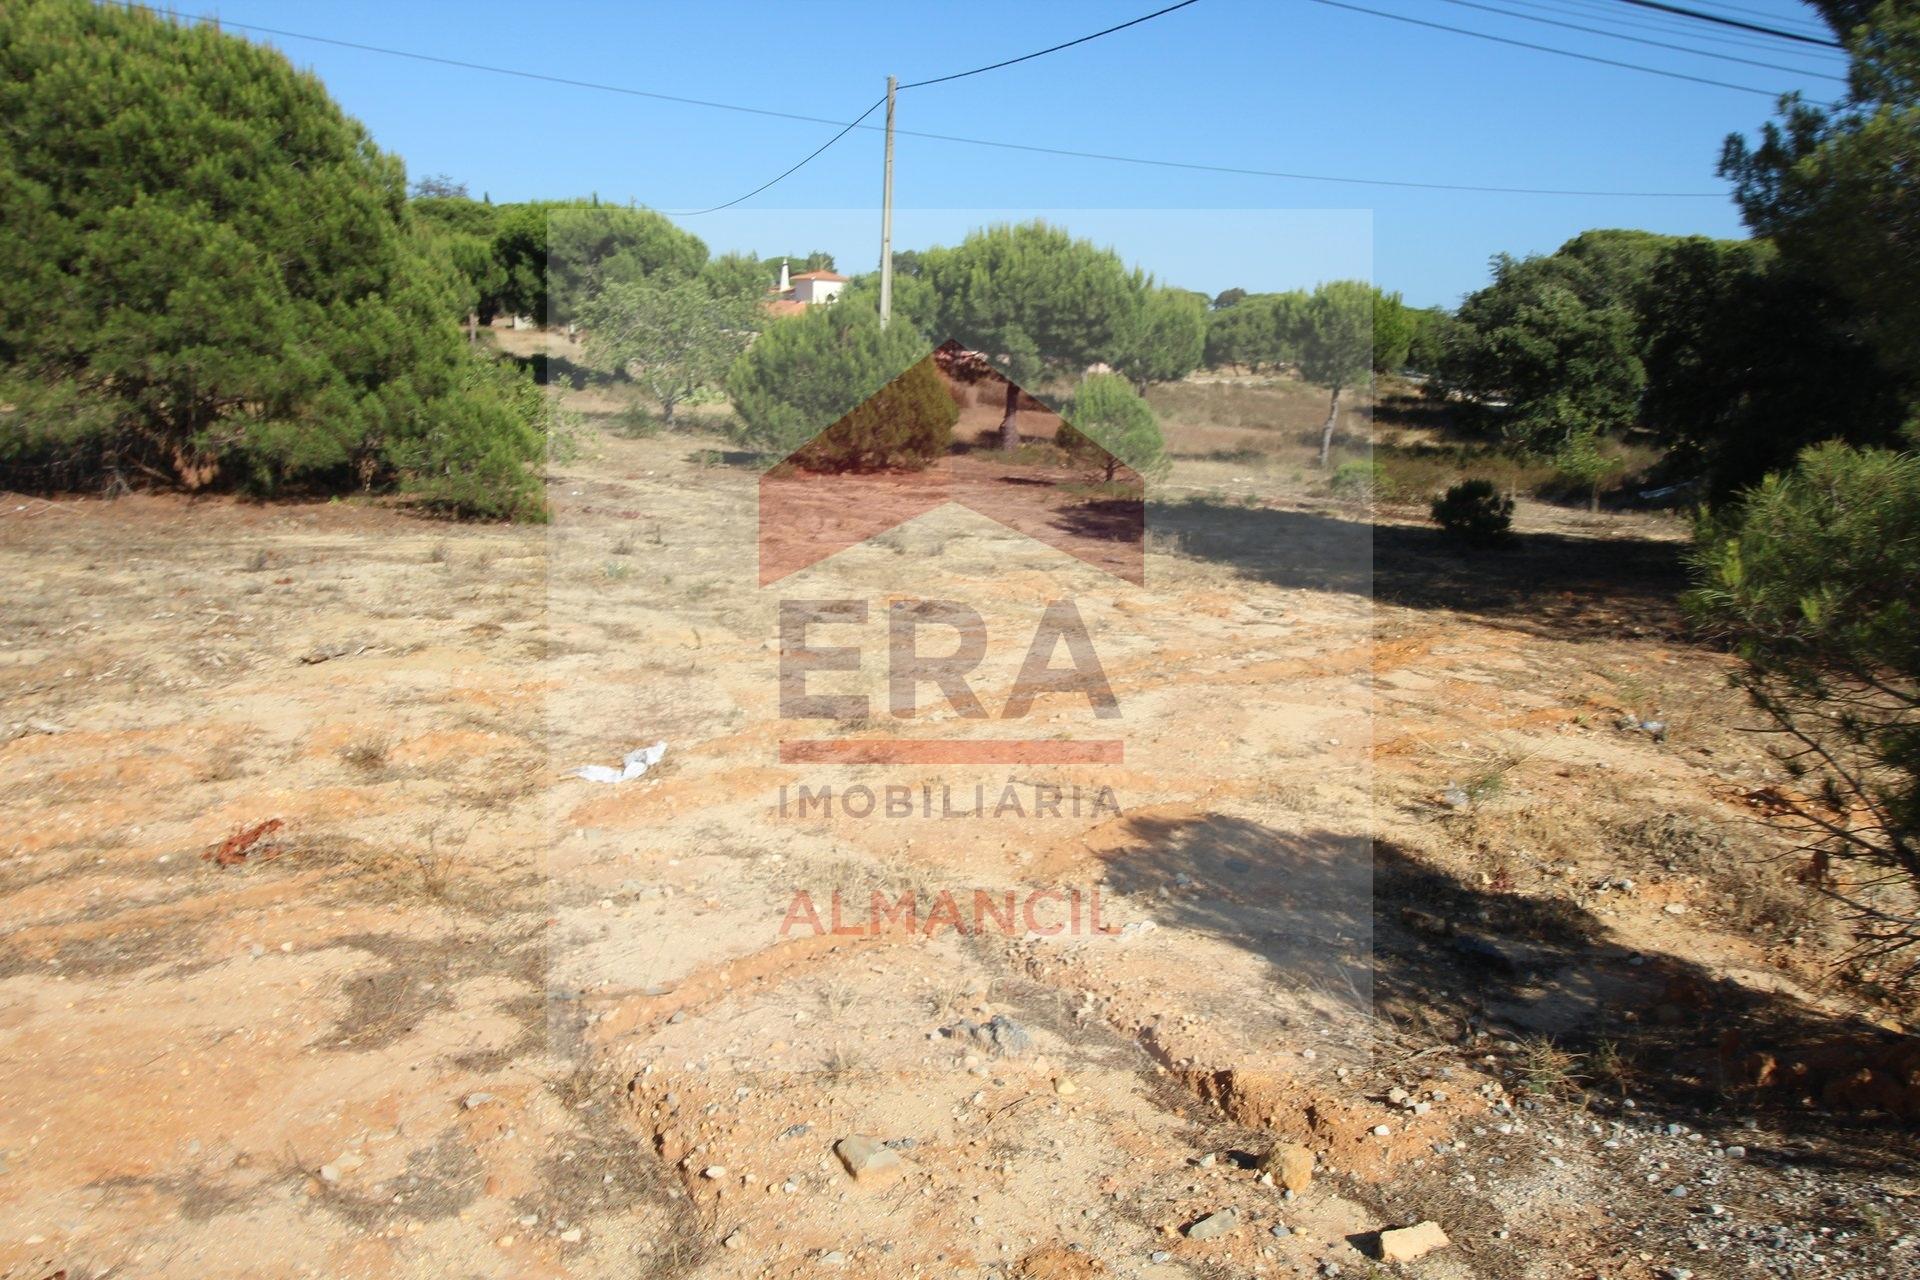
[1387,1087,1411,1106]
[1378,1221,1450,1263]
[1185,1207,1240,1240]
[318,1164,341,1184]
[820,1250,847,1267]
[1724,1145,1746,1159]
[559,1228,583,1243]
[1664,902,1688,915]
[703,1165,726,1179]
[834,1135,903,1185]
[1149,1251,1172,1264]
[1371,1125,1392,1137]
[1053,1076,1079,1097]
[1257,1141,1315,1193]
[463,1092,495,1110]
[722,1229,743,1249]
[1270,1223,1292,1238]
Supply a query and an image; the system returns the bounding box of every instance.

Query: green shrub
[727,305,953,470]
[1058,372,1169,483]
[1430,479,1514,546]
[1329,458,1382,500]
[1689,443,1920,967]
[385,357,551,520]
[0,0,546,516]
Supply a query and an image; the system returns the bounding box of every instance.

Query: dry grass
[1515,1035,1585,1097]
[1616,810,1822,938]
[338,734,392,777]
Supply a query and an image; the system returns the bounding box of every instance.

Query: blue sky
[193,0,1845,307]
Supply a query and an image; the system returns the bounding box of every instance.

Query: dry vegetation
[1,343,1914,1279]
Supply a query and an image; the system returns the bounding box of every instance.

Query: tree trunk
[466,310,478,344]
[999,379,1020,451]
[1318,386,1342,468]
[1589,482,1600,513]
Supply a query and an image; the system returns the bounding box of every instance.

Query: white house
[765,260,847,316]
[789,269,846,305]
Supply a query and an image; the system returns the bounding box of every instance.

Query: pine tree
[921,222,1139,449]
[1297,282,1379,468]
[1058,372,1169,484]
[0,0,547,517]
[726,305,954,470]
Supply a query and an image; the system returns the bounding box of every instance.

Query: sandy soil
[2,387,1916,1280]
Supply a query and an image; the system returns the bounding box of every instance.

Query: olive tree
[582,280,754,426]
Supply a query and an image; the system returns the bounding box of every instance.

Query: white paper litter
[572,741,667,783]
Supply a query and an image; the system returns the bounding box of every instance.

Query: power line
[861,121,1730,197]
[1434,0,1848,80]
[680,0,1202,212]
[135,4,1730,203]
[1514,0,1845,61]
[675,97,886,215]
[1304,0,1798,96]
[1609,0,1843,48]
[119,6,864,134]
[1660,0,1833,38]
[900,0,1203,88]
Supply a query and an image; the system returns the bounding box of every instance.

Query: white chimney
[779,259,790,292]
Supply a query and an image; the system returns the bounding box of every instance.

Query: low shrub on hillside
[1430,479,1514,546]
[1329,458,1382,500]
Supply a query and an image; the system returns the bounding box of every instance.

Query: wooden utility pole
[878,75,897,328]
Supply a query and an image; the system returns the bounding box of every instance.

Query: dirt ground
[3,366,1917,1279]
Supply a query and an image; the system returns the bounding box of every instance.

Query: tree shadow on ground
[1135,495,1689,642]
[1373,391,1460,433]
[684,448,767,470]
[504,350,591,391]
[1097,814,1374,1015]
[1099,811,1920,1163]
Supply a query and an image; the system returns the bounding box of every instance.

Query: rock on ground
[1258,1140,1315,1193]
[834,1135,903,1185]
[1379,1220,1450,1262]
[1185,1207,1240,1240]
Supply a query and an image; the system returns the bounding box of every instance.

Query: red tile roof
[791,270,848,282]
